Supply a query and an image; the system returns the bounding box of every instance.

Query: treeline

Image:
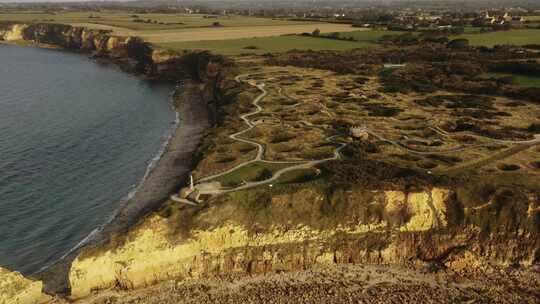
[300,29,356,42]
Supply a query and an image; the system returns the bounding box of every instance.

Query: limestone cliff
[1,180,538,303]
[0,267,50,304]
[0,23,26,41]
[65,186,539,299]
[0,22,225,81]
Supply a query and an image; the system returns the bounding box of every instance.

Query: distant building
[510,16,526,28]
[482,11,524,27]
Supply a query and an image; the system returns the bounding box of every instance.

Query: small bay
[0,44,176,274]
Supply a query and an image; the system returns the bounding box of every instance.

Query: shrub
[364,103,403,117]
[447,38,469,49]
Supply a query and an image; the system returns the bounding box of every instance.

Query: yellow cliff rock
[3,24,27,41]
[151,49,176,64]
[69,188,452,299]
[0,267,50,304]
[385,188,450,232]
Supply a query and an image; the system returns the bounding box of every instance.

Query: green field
[158,30,399,54]
[334,30,407,42]
[275,168,320,184]
[158,34,373,54]
[214,162,293,187]
[525,15,540,21]
[454,29,540,47]
[0,11,313,31]
[484,73,540,88]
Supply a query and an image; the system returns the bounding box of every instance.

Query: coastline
[36,78,210,294]
[0,23,220,294]
[100,81,209,238]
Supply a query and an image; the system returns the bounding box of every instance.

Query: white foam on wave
[36,84,183,274]
[94,86,181,234]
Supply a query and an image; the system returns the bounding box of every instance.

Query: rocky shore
[0,21,222,299]
[35,80,211,296]
[44,264,540,304]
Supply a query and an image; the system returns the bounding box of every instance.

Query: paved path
[195,74,346,194]
[192,72,540,194]
[170,194,200,206]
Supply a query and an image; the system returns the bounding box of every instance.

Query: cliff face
[0,267,50,304]
[2,184,537,302]
[0,22,229,302]
[66,186,539,299]
[0,22,224,81]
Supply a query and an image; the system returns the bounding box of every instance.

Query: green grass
[214,161,293,187]
[463,27,485,34]
[334,30,408,42]
[453,29,540,47]
[526,16,540,21]
[483,73,540,88]
[158,35,372,55]
[0,11,313,31]
[276,168,320,184]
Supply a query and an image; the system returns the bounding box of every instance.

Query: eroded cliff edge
[64,183,539,299]
[0,21,228,303]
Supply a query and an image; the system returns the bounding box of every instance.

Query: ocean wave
[36,85,182,274]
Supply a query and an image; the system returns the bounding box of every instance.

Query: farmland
[484,73,540,88]
[0,11,357,44]
[157,35,368,55]
[454,29,540,47]
[0,12,313,31]
[157,29,397,54]
[136,23,358,43]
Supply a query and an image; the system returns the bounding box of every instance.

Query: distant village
[263,9,537,32]
[1,0,539,33]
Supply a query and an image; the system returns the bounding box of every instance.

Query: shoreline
[98,80,209,238]
[0,41,213,293]
[43,89,181,272]
[37,79,210,295]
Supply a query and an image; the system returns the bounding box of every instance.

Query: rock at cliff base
[0,267,51,304]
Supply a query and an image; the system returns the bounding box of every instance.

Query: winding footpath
[176,73,540,200]
[193,74,346,195]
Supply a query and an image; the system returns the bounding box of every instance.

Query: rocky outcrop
[0,22,225,80]
[0,23,27,41]
[65,186,539,299]
[0,267,50,304]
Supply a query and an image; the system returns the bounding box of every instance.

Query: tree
[312,28,321,37]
